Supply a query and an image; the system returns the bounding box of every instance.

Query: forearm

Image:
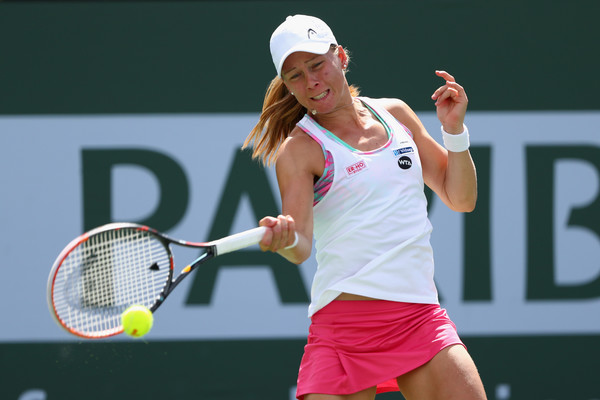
[443,149,477,212]
[276,232,312,265]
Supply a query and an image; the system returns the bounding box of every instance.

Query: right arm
[258,127,323,264]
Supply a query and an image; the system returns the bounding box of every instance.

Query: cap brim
[277,41,333,77]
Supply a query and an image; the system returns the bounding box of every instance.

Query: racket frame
[47,222,265,339]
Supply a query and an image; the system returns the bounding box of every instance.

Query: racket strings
[52,228,171,337]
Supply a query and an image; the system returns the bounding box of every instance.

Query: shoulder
[283,125,323,157]
[359,97,426,141]
[276,125,324,178]
[362,97,420,125]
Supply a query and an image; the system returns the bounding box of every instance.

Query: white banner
[1,111,599,342]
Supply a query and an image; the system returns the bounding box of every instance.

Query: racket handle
[212,226,267,256]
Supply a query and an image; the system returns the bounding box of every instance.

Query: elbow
[284,254,310,265]
[446,187,477,213]
[457,202,476,213]
[453,194,477,213]
[278,245,311,265]
[288,250,312,265]
[284,232,312,264]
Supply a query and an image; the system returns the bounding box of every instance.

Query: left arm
[382,70,477,212]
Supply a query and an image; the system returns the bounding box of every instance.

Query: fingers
[431,80,465,105]
[431,70,469,132]
[431,70,468,110]
[435,70,455,82]
[432,84,461,106]
[258,215,296,252]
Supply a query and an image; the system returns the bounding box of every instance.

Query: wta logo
[345,160,368,177]
[397,156,412,170]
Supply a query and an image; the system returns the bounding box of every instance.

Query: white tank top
[297,97,439,317]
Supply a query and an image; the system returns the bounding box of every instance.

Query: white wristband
[441,124,470,152]
[283,232,299,250]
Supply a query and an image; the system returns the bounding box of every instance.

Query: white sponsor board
[1,111,599,342]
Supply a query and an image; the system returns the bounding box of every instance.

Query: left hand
[431,70,468,134]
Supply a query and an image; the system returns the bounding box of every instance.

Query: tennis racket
[47,222,266,339]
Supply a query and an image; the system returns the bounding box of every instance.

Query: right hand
[258,215,297,252]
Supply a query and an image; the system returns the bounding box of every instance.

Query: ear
[336,45,348,69]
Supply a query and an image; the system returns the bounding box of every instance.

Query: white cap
[270,15,338,77]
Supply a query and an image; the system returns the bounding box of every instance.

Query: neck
[311,97,357,117]
[312,97,375,134]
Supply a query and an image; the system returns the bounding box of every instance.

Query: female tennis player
[244,14,487,400]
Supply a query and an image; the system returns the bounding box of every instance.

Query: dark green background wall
[4,336,600,399]
[1,0,598,115]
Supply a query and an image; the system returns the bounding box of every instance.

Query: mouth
[311,89,330,101]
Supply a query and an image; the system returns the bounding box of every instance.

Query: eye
[284,70,301,81]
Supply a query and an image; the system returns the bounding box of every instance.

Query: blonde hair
[243,46,360,166]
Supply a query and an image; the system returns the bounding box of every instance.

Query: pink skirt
[296,300,464,399]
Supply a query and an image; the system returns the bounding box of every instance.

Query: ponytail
[242,75,305,166]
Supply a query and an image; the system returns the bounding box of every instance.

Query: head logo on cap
[270,15,338,77]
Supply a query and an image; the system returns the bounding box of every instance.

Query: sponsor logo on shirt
[345,160,368,177]
[393,146,414,156]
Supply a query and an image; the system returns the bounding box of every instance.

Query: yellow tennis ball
[121,305,153,338]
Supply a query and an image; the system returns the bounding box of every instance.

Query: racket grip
[212,226,267,255]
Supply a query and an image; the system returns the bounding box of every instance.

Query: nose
[305,71,320,89]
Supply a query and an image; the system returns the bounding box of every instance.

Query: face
[281,46,350,115]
